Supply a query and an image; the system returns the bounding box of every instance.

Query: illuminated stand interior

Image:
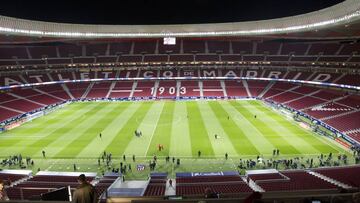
[0,76,359,146]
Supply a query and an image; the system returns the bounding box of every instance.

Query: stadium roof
[0,0,359,39]
[0,0,344,25]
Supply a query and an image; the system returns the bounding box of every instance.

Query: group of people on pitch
[134,129,142,137]
[1,154,34,169]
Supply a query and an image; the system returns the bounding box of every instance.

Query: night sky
[0,0,345,25]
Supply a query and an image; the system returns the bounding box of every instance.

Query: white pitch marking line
[45,159,59,171]
[144,102,164,156]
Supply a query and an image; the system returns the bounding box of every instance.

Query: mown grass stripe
[246,101,319,154]
[146,101,175,156]
[219,100,276,155]
[21,103,105,157]
[186,101,214,157]
[124,101,164,156]
[27,103,84,126]
[208,101,260,155]
[0,103,81,149]
[105,101,153,156]
[0,103,99,157]
[197,101,239,156]
[169,101,192,157]
[77,102,141,158]
[55,103,131,157]
[34,103,116,158]
[230,100,301,155]
[249,100,343,153]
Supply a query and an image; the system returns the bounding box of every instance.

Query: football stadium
[0,0,359,202]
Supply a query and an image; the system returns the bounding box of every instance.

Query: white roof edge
[0,169,32,175]
[0,0,359,38]
[36,171,97,177]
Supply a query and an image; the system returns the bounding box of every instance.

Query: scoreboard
[163,37,176,45]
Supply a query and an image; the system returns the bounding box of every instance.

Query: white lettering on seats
[101,72,112,79]
[245,71,258,77]
[268,71,282,79]
[162,71,174,77]
[29,75,44,83]
[4,78,22,86]
[80,72,90,80]
[183,71,194,76]
[223,70,238,77]
[312,74,331,82]
[143,71,155,78]
[202,70,216,77]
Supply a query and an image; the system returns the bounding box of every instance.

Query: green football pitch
[0,100,350,178]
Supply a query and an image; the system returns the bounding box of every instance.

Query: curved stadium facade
[0,1,359,202]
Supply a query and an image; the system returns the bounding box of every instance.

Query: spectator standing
[169,179,173,188]
[0,179,9,201]
[72,174,96,203]
[204,187,218,199]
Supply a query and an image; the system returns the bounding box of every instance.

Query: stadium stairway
[106,81,116,98]
[343,128,360,135]
[307,171,352,190]
[61,84,75,99]
[176,80,181,97]
[321,109,360,121]
[243,80,251,97]
[81,82,94,99]
[242,176,265,192]
[8,92,46,107]
[301,95,349,112]
[220,80,227,97]
[105,70,120,98]
[283,89,322,105]
[0,104,25,114]
[332,73,346,84]
[265,85,300,99]
[152,81,160,97]
[199,81,204,98]
[258,81,275,98]
[164,179,176,196]
[9,175,32,188]
[129,81,138,98]
[46,73,55,82]
[33,88,66,102]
